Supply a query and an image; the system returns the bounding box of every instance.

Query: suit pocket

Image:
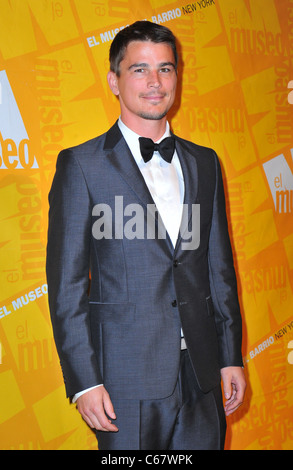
[89,302,135,324]
[206,295,215,317]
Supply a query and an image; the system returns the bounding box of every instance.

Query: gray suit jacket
[46,121,243,400]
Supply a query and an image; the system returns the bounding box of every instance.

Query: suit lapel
[104,121,155,208]
[105,122,171,246]
[104,123,200,254]
[174,137,199,255]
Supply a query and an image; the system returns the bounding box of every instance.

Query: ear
[107,71,119,96]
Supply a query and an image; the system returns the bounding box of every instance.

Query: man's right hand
[76,386,118,432]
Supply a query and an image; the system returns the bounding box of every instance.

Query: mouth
[140,93,166,100]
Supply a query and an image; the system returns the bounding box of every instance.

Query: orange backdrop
[0,0,292,450]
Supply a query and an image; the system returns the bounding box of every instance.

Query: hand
[220,366,246,416]
[76,386,118,432]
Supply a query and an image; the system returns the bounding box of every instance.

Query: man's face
[107,40,177,124]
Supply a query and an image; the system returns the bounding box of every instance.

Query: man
[46,21,246,450]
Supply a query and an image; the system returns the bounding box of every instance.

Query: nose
[147,70,161,88]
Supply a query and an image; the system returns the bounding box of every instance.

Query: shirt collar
[118,117,171,165]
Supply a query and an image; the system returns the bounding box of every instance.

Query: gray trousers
[96,350,226,450]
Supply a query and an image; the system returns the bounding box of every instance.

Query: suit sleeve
[46,149,102,398]
[208,152,243,369]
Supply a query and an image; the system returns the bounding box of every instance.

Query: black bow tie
[139,136,175,163]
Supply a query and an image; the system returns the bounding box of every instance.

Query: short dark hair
[109,21,178,76]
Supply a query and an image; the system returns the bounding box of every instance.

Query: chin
[138,110,168,120]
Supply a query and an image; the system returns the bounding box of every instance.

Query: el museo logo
[0,70,38,169]
[263,149,293,214]
[92,196,200,250]
[288,80,293,105]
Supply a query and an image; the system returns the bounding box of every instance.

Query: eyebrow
[128,62,176,70]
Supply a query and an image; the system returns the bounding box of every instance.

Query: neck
[120,114,168,141]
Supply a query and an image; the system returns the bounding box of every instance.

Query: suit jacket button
[173,260,179,267]
[172,300,177,307]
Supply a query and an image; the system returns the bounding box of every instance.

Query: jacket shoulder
[175,135,216,158]
[58,121,121,164]
[60,132,107,158]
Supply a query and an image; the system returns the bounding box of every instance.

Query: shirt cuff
[72,384,103,403]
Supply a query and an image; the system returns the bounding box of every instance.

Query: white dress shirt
[118,118,184,247]
[72,118,185,402]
